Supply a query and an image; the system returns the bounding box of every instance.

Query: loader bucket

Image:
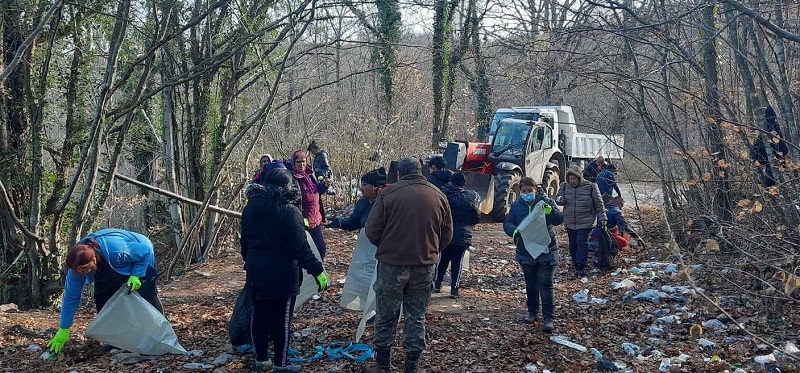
[463,171,495,214]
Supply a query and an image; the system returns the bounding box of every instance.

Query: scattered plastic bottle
[649,325,666,336]
[550,336,587,352]
[754,353,777,365]
[657,315,679,324]
[590,348,604,361]
[697,338,715,349]
[621,342,640,356]
[658,358,670,372]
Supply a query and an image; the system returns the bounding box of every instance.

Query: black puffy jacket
[427,169,454,190]
[442,184,480,246]
[240,184,324,299]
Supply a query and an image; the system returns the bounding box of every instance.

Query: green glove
[127,275,141,291]
[543,204,553,215]
[47,327,70,354]
[303,218,310,228]
[598,221,607,230]
[314,272,329,291]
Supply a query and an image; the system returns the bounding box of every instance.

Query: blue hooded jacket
[59,229,156,328]
[329,197,373,231]
[503,196,564,266]
[596,169,621,197]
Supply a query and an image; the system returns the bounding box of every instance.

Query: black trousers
[94,257,163,314]
[435,243,468,289]
[252,296,296,366]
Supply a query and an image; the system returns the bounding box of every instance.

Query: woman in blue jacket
[504,177,564,332]
[47,228,162,354]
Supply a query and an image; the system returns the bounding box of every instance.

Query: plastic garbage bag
[85,286,186,355]
[611,279,635,290]
[228,283,254,346]
[632,289,670,303]
[355,261,379,342]
[340,229,378,311]
[296,232,326,310]
[516,200,552,259]
[754,353,776,365]
[657,315,679,324]
[229,232,324,346]
[573,289,590,303]
[701,318,726,330]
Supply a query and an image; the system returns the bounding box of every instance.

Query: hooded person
[240,167,329,372]
[596,163,621,197]
[426,155,453,191]
[252,153,274,180]
[434,172,481,298]
[327,167,388,231]
[555,167,606,277]
[290,149,331,259]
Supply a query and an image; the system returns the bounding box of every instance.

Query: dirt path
[0,206,783,372]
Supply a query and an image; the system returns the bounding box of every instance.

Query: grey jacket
[556,168,607,229]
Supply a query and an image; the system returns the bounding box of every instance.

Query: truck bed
[562,124,625,160]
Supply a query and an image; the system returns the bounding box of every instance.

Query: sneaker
[273,364,301,372]
[449,288,459,298]
[542,319,554,332]
[253,359,272,372]
[433,281,442,293]
[523,312,538,324]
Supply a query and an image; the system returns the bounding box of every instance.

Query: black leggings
[252,296,296,366]
[94,257,163,314]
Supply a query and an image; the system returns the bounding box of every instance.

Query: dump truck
[443,106,625,221]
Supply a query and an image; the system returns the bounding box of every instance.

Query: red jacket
[293,167,328,228]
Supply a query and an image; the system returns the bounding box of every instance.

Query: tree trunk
[701,2,732,222]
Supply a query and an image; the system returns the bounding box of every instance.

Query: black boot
[433,281,442,293]
[523,312,538,324]
[404,351,421,373]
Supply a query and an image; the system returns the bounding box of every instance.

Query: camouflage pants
[373,262,435,356]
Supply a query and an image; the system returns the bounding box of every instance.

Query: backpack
[595,226,619,270]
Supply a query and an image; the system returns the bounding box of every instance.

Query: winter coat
[60,229,156,328]
[427,169,454,190]
[313,150,332,178]
[556,168,607,229]
[503,196,564,266]
[366,174,454,266]
[596,170,621,197]
[442,184,481,246]
[329,197,373,231]
[605,204,628,234]
[240,184,324,299]
[582,160,603,182]
[292,165,329,228]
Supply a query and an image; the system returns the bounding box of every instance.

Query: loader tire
[542,169,560,198]
[491,171,522,222]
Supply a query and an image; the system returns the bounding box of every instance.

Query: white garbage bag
[355,261,378,342]
[516,200,552,259]
[340,229,377,311]
[295,231,325,311]
[85,286,186,355]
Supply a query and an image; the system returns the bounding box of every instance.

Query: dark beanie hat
[262,168,292,188]
[256,161,287,185]
[450,172,466,187]
[428,155,446,169]
[361,167,388,187]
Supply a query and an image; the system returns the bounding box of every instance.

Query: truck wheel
[491,171,521,221]
[542,169,560,198]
